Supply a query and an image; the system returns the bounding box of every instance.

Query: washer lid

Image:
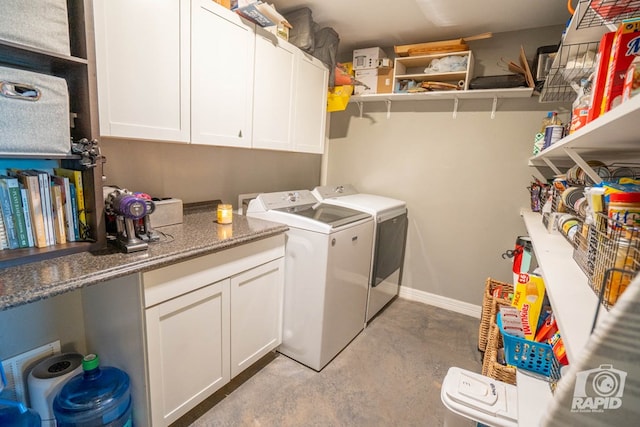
[317,193,406,217]
[274,203,371,228]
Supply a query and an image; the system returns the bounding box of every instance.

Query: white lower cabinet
[230,258,284,377]
[82,235,285,426]
[146,279,231,426]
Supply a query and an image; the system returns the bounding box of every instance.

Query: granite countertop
[0,206,287,311]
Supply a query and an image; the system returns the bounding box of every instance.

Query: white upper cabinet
[93,0,327,153]
[292,53,328,154]
[191,0,255,148]
[251,29,296,151]
[93,0,190,143]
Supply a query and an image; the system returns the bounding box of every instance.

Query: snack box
[512,273,546,341]
[588,31,615,123]
[601,18,640,114]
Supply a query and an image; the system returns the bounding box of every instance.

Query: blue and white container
[53,354,132,427]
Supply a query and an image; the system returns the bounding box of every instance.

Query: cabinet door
[291,54,328,154]
[252,31,296,151]
[92,0,190,142]
[191,0,254,148]
[230,258,284,378]
[145,279,230,426]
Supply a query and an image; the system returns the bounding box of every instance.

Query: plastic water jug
[0,358,41,426]
[53,354,132,427]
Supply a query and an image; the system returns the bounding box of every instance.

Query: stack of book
[0,168,87,250]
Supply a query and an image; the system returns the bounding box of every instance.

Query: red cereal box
[601,18,640,114]
[588,31,615,123]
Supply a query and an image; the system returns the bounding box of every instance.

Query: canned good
[543,125,564,149]
[608,192,640,227]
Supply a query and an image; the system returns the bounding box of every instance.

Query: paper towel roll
[28,352,83,426]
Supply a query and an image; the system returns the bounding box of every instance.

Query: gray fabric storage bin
[0,0,71,56]
[313,27,340,87]
[285,7,315,53]
[0,66,71,156]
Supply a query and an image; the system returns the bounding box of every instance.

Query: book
[54,168,87,240]
[20,187,35,247]
[50,183,67,244]
[0,205,9,250]
[68,183,80,241]
[52,175,75,242]
[7,169,48,248]
[0,175,29,248]
[31,170,54,246]
[0,177,19,249]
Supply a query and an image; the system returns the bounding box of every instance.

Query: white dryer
[246,190,373,371]
[313,184,408,323]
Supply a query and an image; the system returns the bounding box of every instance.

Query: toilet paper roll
[28,352,83,425]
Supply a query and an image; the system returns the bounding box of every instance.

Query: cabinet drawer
[143,234,284,307]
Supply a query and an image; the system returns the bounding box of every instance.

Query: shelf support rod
[542,157,563,175]
[491,96,497,119]
[386,100,392,119]
[452,97,459,119]
[357,102,364,118]
[564,147,602,184]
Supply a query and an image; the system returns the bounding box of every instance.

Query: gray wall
[100,139,323,207]
[326,26,569,306]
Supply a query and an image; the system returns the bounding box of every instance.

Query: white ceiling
[274,0,573,55]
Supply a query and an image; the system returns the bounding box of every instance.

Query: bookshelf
[0,0,105,268]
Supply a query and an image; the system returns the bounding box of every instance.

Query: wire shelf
[591,213,640,308]
[576,0,640,30]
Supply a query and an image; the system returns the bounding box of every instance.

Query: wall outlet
[1,341,61,406]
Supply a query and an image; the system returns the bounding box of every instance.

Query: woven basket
[478,278,514,352]
[482,321,517,385]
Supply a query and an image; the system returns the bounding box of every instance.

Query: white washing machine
[246,190,374,371]
[313,184,408,323]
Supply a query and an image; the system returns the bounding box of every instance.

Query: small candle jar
[217,204,233,224]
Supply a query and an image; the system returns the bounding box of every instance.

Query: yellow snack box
[512,273,546,340]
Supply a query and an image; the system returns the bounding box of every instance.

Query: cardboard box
[353,47,386,70]
[511,273,546,341]
[601,18,640,114]
[354,67,394,95]
[213,0,231,9]
[376,67,394,94]
[588,31,615,123]
[354,69,379,95]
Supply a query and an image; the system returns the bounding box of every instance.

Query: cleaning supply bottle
[570,79,591,134]
[53,354,132,427]
[533,112,554,154]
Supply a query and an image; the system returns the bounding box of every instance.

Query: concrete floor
[175,298,482,427]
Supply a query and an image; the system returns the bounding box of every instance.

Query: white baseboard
[398,286,481,319]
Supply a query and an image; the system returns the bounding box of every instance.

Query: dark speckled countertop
[0,206,287,311]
